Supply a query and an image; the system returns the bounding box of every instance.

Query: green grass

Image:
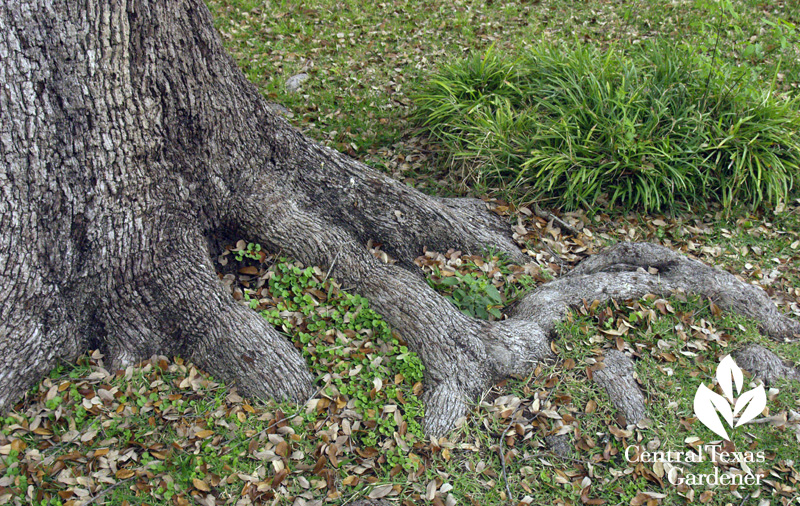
[419,249,540,320]
[413,42,800,211]
[2,0,799,504]
[547,294,800,505]
[206,0,799,196]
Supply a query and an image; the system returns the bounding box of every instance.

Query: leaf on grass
[369,484,394,499]
[426,479,437,500]
[271,469,288,488]
[192,478,210,492]
[116,469,135,479]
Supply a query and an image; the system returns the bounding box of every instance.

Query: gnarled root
[235,173,800,434]
[103,224,315,403]
[510,242,800,341]
[733,344,800,384]
[508,241,800,425]
[592,350,647,424]
[235,190,549,435]
[230,151,800,435]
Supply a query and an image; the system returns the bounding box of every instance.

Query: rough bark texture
[733,344,800,384]
[591,350,647,425]
[544,434,572,459]
[509,242,800,341]
[1,0,798,439]
[1,0,316,412]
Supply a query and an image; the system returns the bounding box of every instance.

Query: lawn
[1,0,799,505]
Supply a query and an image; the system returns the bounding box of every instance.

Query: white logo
[693,355,767,441]
[624,355,767,488]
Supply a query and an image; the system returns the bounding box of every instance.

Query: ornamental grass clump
[414,43,800,211]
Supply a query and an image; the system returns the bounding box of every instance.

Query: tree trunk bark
[1,0,798,436]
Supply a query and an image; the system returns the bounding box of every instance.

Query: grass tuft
[414,42,800,211]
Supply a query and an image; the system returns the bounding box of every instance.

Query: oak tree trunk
[2,0,798,436]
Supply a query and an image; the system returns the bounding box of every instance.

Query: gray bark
[1,0,316,412]
[733,344,800,384]
[592,350,646,425]
[509,242,800,341]
[1,0,798,439]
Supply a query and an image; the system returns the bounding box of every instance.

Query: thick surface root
[212,209,800,435]
[105,226,315,403]
[422,380,470,437]
[350,500,392,506]
[733,344,800,384]
[511,242,800,342]
[592,350,647,424]
[235,195,800,434]
[508,241,800,427]
[82,203,800,437]
[239,198,550,435]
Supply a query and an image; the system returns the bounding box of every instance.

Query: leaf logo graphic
[693,355,767,440]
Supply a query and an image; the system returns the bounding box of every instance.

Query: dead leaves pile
[0,352,245,506]
[0,350,439,506]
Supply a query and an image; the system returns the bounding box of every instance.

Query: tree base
[2,0,798,439]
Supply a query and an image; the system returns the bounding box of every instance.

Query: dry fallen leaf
[368,484,394,499]
[192,478,210,492]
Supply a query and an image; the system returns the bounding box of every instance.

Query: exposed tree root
[500,241,800,428]
[510,242,800,342]
[102,225,316,403]
[4,0,799,447]
[232,168,549,434]
[591,350,647,424]
[733,344,800,384]
[235,193,800,434]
